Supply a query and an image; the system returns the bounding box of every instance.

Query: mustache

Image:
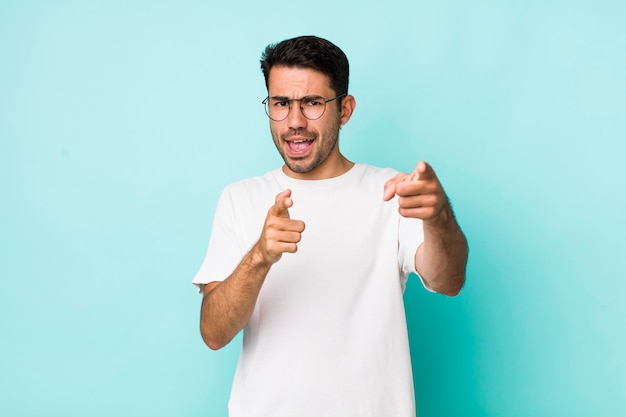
[281,129,317,141]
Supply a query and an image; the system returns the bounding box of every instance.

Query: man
[193,35,468,417]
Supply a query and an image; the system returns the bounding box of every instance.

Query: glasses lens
[264,96,332,121]
[300,97,327,120]
[266,98,289,121]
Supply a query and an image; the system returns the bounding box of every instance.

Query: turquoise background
[1,1,625,416]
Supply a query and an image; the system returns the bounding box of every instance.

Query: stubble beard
[271,116,341,174]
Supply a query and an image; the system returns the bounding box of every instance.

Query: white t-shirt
[193,163,427,417]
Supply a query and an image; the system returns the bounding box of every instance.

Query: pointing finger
[415,161,436,181]
[271,189,292,218]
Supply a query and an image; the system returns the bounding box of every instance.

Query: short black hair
[260,35,349,97]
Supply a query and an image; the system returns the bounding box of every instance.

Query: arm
[415,201,467,296]
[384,161,468,296]
[200,189,305,350]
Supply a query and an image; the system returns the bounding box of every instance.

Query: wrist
[424,202,452,228]
[249,242,276,269]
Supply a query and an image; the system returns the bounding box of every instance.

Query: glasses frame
[262,93,347,121]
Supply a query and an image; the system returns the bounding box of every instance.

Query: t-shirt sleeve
[192,188,245,292]
[398,215,434,292]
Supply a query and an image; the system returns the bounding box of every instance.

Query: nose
[286,101,307,130]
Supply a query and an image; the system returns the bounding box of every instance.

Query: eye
[273,100,289,108]
[304,98,324,107]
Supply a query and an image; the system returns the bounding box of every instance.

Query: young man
[193,36,468,417]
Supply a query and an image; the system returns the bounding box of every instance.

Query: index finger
[414,161,436,181]
[270,189,293,218]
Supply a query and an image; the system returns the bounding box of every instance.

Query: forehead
[267,66,334,97]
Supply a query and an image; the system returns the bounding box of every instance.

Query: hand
[256,189,306,265]
[383,161,448,223]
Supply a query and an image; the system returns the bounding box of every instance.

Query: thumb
[271,189,293,218]
[383,173,403,201]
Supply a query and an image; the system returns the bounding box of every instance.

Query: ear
[340,95,356,126]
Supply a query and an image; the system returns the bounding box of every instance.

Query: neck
[283,154,354,180]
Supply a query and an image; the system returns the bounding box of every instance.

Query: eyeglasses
[262,93,346,121]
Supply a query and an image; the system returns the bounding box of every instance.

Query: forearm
[200,243,271,350]
[416,204,468,296]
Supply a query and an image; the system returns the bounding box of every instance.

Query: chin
[285,161,314,174]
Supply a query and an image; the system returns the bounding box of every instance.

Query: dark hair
[260,36,349,97]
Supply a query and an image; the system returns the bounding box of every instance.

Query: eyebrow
[269,95,325,101]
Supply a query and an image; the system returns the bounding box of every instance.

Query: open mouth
[287,138,314,154]
[285,139,315,157]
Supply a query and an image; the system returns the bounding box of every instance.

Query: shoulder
[354,163,400,185]
[218,168,284,210]
[223,168,282,194]
[358,163,399,176]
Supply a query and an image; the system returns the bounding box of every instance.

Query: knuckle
[264,224,277,237]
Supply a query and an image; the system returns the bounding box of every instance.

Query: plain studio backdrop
[1,1,625,416]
